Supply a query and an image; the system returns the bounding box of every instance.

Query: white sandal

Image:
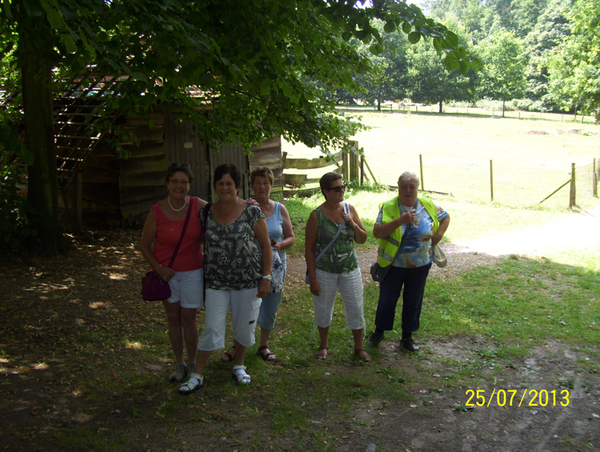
[179,374,204,395]
[232,365,251,385]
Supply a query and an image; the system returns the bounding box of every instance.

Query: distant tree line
[329,0,600,121]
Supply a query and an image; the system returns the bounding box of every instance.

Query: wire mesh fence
[404,156,600,210]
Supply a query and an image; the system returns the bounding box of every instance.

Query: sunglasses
[329,184,347,192]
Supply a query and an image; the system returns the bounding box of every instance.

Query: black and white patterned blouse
[202,204,265,291]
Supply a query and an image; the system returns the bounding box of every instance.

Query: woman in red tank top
[140,163,208,383]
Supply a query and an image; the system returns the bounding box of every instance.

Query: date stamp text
[465,389,570,407]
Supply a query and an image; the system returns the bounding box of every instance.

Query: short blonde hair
[398,171,420,188]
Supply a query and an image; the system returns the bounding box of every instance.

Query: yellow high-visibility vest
[377,197,438,267]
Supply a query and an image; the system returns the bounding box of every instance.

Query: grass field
[2,112,600,451]
[283,111,600,210]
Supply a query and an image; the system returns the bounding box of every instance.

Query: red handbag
[140,271,172,301]
[140,198,194,301]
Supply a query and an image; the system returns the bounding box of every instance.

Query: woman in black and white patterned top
[179,164,272,395]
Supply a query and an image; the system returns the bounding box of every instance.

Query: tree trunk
[438,101,443,113]
[502,97,506,118]
[19,17,63,255]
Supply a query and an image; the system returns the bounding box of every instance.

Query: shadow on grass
[1,230,599,451]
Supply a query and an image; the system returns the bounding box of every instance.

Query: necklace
[168,196,188,212]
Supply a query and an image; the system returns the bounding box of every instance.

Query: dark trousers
[374,263,431,334]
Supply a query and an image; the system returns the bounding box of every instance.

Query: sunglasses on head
[329,184,347,192]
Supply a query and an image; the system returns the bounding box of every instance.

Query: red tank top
[152,197,203,272]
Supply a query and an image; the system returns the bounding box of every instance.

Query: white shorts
[197,287,262,351]
[167,268,204,309]
[312,267,365,330]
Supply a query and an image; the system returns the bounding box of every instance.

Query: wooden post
[490,160,494,202]
[362,157,378,185]
[348,140,359,183]
[360,155,364,186]
[569,163,576,208]
[74,172,83,234]
[342,149,349,182]
[594,158,598,197]
[419,154,424,191]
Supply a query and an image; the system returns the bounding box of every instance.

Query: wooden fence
[281,141,377,197]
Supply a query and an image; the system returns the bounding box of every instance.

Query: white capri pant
[312,267,365,330]
[167,268,203,309]
[197,287,262,351]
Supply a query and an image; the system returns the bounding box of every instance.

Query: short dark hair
[250,167,274,185]
[214,163,241,189]
[319,172,342,199]
[166,163,193,183]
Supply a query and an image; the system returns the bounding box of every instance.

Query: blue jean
[374,263,431,334]
[257,291,283,331]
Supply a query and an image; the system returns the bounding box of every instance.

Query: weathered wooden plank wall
[62,110,282,223]
[164,113,210,201]
[118,113,168,218]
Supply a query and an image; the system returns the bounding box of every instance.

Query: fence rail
[282,141,376,197]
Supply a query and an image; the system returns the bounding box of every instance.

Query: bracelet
[156,264,162,271]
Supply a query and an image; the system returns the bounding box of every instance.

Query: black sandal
[221,345,235,362]
[257,345,276,361]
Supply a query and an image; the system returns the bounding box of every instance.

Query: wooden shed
[57,102,282,228]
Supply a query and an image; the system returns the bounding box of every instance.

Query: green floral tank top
[314,205,359,274]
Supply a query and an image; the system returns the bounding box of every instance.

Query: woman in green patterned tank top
[305,172,371,362]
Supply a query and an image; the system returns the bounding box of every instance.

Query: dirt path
[452,206,600,258]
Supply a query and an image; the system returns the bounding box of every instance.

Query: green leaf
[444,53,459,72]
[355,29,369,41]
[445,31,459,49]
[23,0,43,17]
[408,32,421,44]
[260,78,271,96]
[384,21,396,33]
[369,44,383,55]
[131,72,147,82]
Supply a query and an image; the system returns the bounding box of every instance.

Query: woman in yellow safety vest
[367,171,450,351]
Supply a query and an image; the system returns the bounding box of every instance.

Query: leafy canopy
[2,0,480,152]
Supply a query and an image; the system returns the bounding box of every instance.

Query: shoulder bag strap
[315,203,349,264]
[167,197,195,268]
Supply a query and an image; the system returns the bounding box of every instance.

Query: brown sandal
[355,348,372,363]
[316,346,329,360]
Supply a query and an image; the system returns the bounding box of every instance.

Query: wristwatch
[262,275,272,281]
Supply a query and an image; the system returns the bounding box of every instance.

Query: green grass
[286,111,600,210]
[7,112,600,451]
[422,257,600,345]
